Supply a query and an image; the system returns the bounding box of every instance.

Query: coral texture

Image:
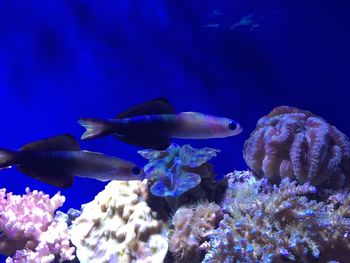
[138,143,220,197]
[70,180,168,263]
[169,201,222,262]
[244,106,350,189]
[0,187,75,263]
[203,171,350,262]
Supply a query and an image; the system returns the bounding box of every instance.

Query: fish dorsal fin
[116,97,175,119]
[20,134,80,152]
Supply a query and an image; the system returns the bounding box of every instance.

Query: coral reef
[169,201,222,263]
[138,143,220,197]
[203,171,350,262]
[244,106,350,189]
[0,187,75,263]
[70,180,168,263]
[4,134,350,263]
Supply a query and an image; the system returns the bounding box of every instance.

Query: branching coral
[169,201,222,263]
[203,171,350,263]
[70,180,168,263]
[244,106,350,189]
[0,187,75,263]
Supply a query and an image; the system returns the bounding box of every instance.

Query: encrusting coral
[0,187,75,263]
[70,180,168,263]
[244,106,350,189]
[203,171,350,263]
[169,201,222,263]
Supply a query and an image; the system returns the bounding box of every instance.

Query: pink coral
[0,187,75,262]
[244,106,350,189]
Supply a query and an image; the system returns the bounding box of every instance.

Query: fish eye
[228,121,237,130]
[132,166,141,175]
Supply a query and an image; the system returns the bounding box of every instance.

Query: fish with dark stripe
[79,98,242,150]
[0,134,144,187]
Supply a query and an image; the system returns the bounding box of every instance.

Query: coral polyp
[203,171,350,262]
[169,201,222,262]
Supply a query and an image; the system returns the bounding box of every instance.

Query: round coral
[244,106,350,189]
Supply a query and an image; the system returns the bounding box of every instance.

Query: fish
[78,98,242,150]
[0,134,144,188]
[230,14,260,30]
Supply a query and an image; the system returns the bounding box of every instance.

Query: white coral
[70,180,168,263]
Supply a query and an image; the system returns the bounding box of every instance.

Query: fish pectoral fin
[20,134,80,151]
[116,97,175,119]
[114,135,171,150]
[17,166,74,188]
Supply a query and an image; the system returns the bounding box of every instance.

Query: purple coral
[244,106,350,189]
[0,187,75,262]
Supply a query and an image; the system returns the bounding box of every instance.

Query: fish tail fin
[78,118,112,140]
[0,149,17,169]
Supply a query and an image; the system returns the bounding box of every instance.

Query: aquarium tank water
[0,1,350,262]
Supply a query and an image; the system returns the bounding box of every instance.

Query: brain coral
[244,106,350,189]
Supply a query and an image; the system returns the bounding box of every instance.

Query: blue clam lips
[150,165,202,197]
[138,143,220,197]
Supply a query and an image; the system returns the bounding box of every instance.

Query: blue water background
[0,0,349,250]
